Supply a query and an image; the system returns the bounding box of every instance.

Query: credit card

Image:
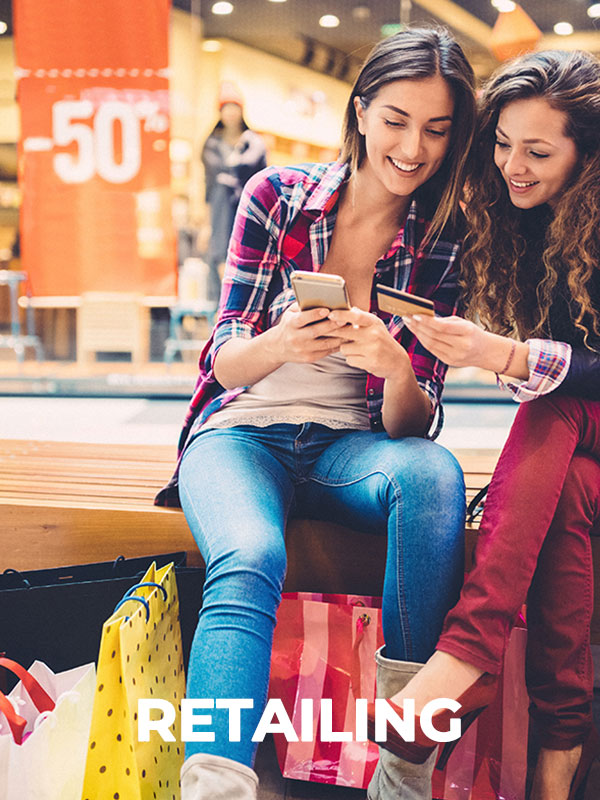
[376,285,435,317]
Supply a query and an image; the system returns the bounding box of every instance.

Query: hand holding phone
[291,270,350,311]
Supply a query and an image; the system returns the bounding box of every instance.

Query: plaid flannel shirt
[156,161,462,507]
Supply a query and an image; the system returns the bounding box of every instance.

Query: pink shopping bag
[432,626,529,800]
[269,591,384,788]
[269,592,529,799]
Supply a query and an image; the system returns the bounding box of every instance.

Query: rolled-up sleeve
[498,338,572,401]
[204,168,283,374]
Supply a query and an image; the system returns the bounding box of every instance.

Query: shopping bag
[0,552,205,680]
[432,626,529,800]
[269,591,385,788]
[0,657,95,800]
[270,593,528,799]
[81,562,185,800]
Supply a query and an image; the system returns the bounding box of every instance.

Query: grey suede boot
[181,753,259,800]
[367,647,438,800]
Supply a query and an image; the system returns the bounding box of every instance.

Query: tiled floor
[0,395,518,449]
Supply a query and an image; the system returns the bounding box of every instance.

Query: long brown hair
[461,50,600,345]
[341,27,476,247]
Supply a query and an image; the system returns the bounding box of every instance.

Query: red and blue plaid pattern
[499,338,571,401]
[156,161,462,506]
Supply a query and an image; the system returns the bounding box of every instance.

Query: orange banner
[14,0,175,297]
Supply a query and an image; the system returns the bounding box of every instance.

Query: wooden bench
[2,438,599,641]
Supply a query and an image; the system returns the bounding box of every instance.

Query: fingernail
[320,308,328,317]
[413,315,422,322]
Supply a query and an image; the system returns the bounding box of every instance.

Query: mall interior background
[0,0,598,400]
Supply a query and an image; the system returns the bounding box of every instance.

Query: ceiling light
[491,0,516,11]
[0,21,7,34]
[319,14,340,28]
[588,4,600,18]
[202,40,222,52]
[212,2,233,14]
[554,21,574,35]
[268,0,288,3]
[352,5,371,20]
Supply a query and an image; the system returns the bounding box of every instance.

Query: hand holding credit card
[376,285,435,317]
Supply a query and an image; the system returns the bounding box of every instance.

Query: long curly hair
[461,50,600,346]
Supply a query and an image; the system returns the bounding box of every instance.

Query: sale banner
[14,0,176,297]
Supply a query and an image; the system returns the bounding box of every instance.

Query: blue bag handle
[113,595,151,623]
[124,581,168,602]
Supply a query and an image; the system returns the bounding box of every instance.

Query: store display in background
[13,0,176,297]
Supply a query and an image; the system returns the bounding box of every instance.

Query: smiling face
[494,97,579,210]
[354,75,454,201]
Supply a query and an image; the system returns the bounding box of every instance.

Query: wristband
[498,339,517,375]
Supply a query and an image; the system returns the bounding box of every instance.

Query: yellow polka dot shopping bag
[81,562,185,800]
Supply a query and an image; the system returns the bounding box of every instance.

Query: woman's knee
[206,537,288,594]
[374,440,465,527]
[558,452,600,517]
[392,440,465,499]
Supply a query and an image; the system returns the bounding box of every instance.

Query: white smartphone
[290,270,350,311]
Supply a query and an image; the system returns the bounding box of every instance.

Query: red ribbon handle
[0,691,27,744]
[0,657,55,744]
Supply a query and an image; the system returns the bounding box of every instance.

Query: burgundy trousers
[437,395,600,747]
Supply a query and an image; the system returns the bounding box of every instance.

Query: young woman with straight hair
[156,27,477,800]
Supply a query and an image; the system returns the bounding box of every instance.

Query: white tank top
[202,351,370,431]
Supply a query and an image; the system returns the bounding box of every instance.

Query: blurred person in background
[201,82,267,303]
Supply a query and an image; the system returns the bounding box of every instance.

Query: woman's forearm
[477,332,530,379]
[213,307,345,389]
[382,369,432,438]
[213,328,284,389]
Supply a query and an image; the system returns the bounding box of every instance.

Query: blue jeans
[179,423,465,766]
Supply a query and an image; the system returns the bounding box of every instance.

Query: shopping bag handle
[0,657,55,714]
[124,581,168,602]
[1,568,31,588]
[0,691,27,744]
[349,613,370,699]
[113,580,168,622]
[113,594,151,622]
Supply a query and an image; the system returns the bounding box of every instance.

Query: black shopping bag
[0,551,204,687]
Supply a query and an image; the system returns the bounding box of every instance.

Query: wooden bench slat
[3,438,600,642]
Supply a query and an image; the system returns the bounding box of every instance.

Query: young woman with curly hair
[373,49,600,800]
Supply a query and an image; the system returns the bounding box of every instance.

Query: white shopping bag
[0,659,95,800]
